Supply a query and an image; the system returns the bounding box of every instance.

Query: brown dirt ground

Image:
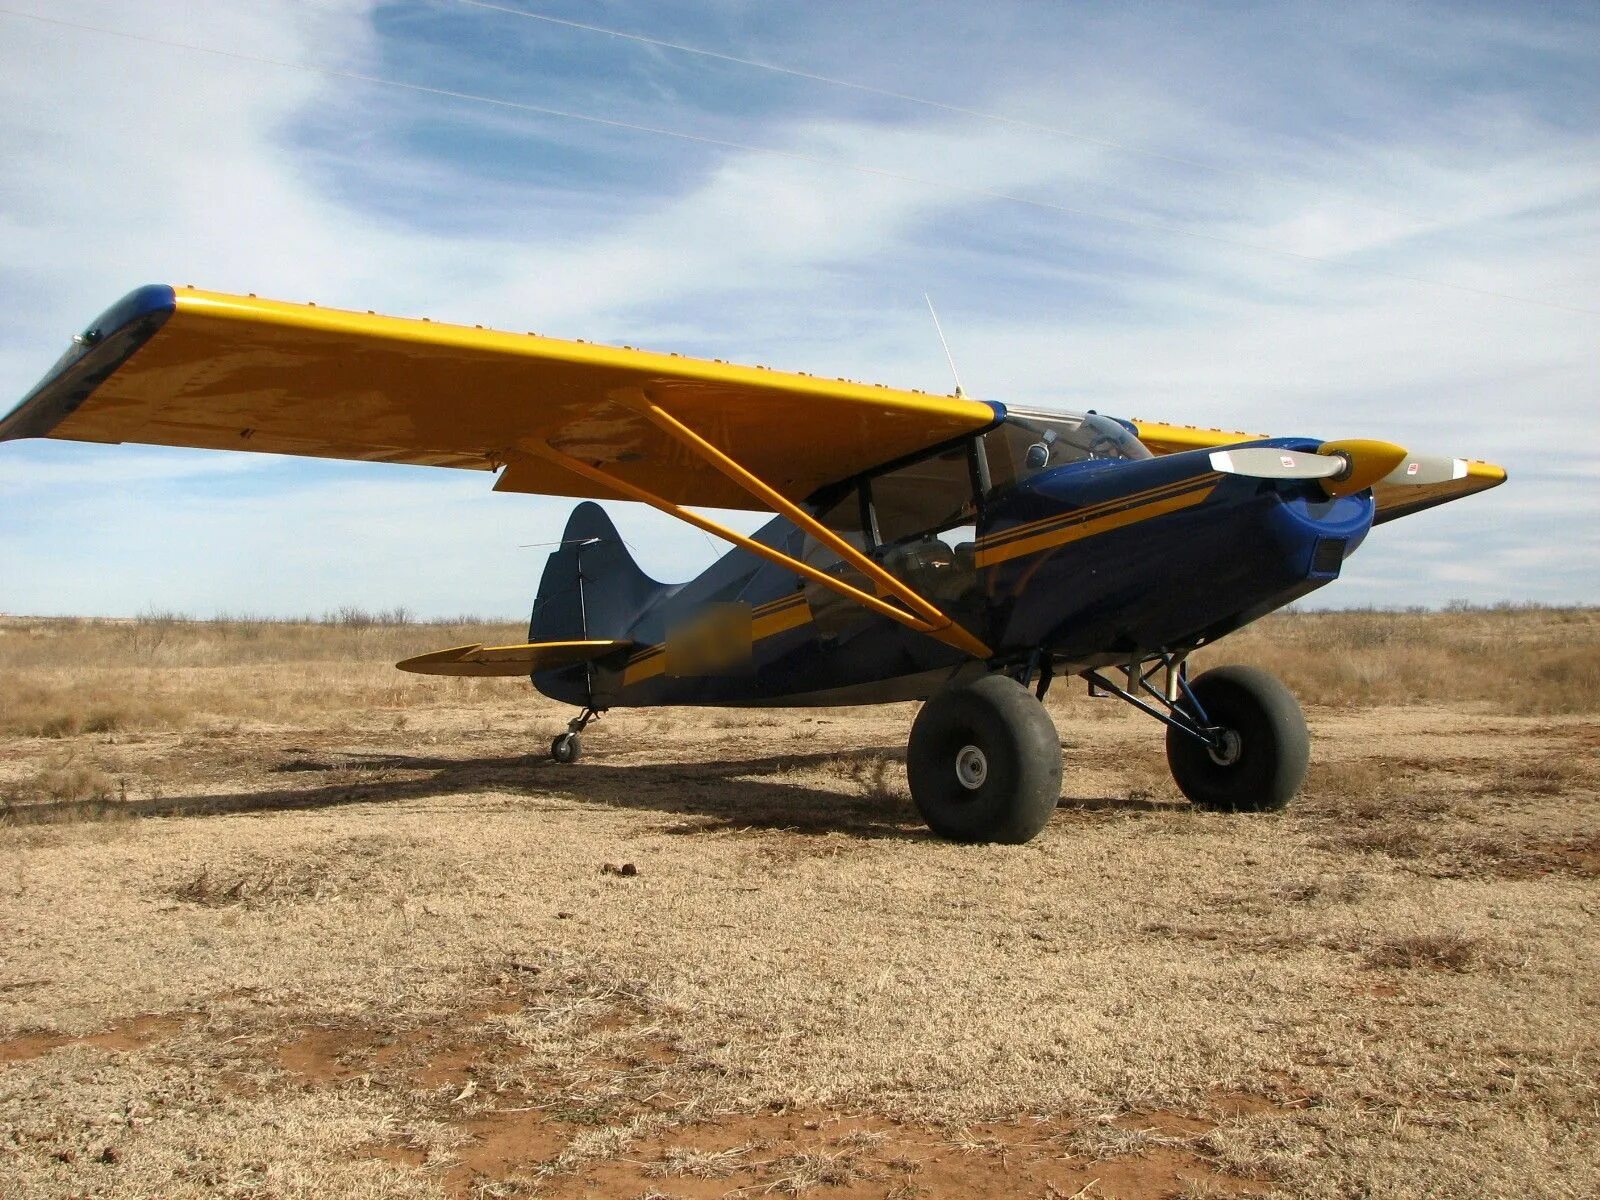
[1,612,1598,1199]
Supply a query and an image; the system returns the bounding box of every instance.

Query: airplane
[0,285,1506,844]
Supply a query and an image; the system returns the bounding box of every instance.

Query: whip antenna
[923,293,966,398]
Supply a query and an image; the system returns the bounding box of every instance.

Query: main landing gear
[907,674,1063,844]
[906,653,1309,843]
[550,707,600,764]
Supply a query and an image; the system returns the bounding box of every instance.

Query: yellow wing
[1129,418,1506,523]
[0,285,997,510]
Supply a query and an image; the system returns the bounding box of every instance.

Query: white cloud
[0,445,270,493]
[1,0,1596,619]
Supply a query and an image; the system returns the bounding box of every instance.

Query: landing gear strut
[906,675,1062,844]
[550,707,600,764]
[1084,653,1309,812]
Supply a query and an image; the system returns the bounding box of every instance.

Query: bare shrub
[763,1148,873,1194]
[646,1144,752,1178]
[1499,758,1587,796]
[171,861,335,908]
[328,605,415,628]
[1364,933,1492,973]
[9,755,118,807]
[125,609,184,662]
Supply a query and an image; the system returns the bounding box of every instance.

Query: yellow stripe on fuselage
[619,476,1221,680]
[976,473,1219,551]
[974,475,1221,567]
[621,593,812,685]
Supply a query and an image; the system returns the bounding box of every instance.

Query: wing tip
[0,284,177,443]
[1467,460,1508,486]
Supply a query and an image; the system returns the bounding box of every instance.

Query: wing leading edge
[0,286,1503,528]
[0,286,1001,511]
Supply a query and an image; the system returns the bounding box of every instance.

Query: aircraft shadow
[9,747,1165,835]
[6,748,908,839]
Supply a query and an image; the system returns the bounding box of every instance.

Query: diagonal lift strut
[524,401,992,660]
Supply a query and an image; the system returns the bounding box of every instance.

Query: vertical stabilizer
[530,502,667,644]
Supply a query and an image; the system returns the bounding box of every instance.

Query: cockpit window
[983,410,1150,492]
[870,446,976,546]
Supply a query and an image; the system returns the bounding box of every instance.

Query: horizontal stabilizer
[396,639,633,677]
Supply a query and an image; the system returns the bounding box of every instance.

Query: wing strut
[526,402,992,660]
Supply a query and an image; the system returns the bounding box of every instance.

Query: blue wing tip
[89,284,177,339]
[0,284,177,441]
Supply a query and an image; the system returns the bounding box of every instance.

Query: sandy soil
[1,619,1597,1199]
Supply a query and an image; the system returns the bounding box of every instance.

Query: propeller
[1207,447,1345,481]
[1209,439,1464,497]
[1379,454,1469,486]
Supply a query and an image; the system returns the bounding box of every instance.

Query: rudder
[530,502,667,644]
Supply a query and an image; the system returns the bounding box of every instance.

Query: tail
[529,502,668,643]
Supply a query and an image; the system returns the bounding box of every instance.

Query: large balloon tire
[907,674,1062,844]
[1166,665,1308,812]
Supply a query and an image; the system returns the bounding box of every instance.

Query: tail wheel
[550,732,582,764]
[1166,665,1308,812]
[907,674,1062,844]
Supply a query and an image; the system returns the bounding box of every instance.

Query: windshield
[983,410,1150,491]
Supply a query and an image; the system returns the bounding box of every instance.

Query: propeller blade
[1380,454,1469,486]
[1208,447,1346,480]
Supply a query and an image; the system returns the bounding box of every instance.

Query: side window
[867,444,981,606]
[980,422,1034,496]
[869,446,977,546]
[805,485,869,566]
[800,443,985,618]
[802,483,874,636]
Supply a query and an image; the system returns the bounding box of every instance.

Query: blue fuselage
[533,440,1373,708]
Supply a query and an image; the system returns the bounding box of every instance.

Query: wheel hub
[1206,728,1243,767]
[954,744,988,790]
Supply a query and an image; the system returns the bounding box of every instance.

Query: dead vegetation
[171,860,338,908]
[1362,932,1495,973]
[1182,603,1600,715]
[0,611,525,741]
[0,607,1597,1199]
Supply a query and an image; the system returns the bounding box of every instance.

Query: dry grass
[760,1147,875,1194]
[646,1144,753,1178]
[0,612,526,740]
[170,860,339,908]
[837,754,902,802]
[1362,932,1496,973]
[1178,603,1600,715]
[0,607,1597,1199]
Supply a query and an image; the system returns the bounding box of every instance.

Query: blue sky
[1,0,1596,617]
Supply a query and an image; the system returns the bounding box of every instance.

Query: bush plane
[1,286,1506,843]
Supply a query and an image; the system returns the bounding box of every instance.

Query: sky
[1,0,1596,619]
